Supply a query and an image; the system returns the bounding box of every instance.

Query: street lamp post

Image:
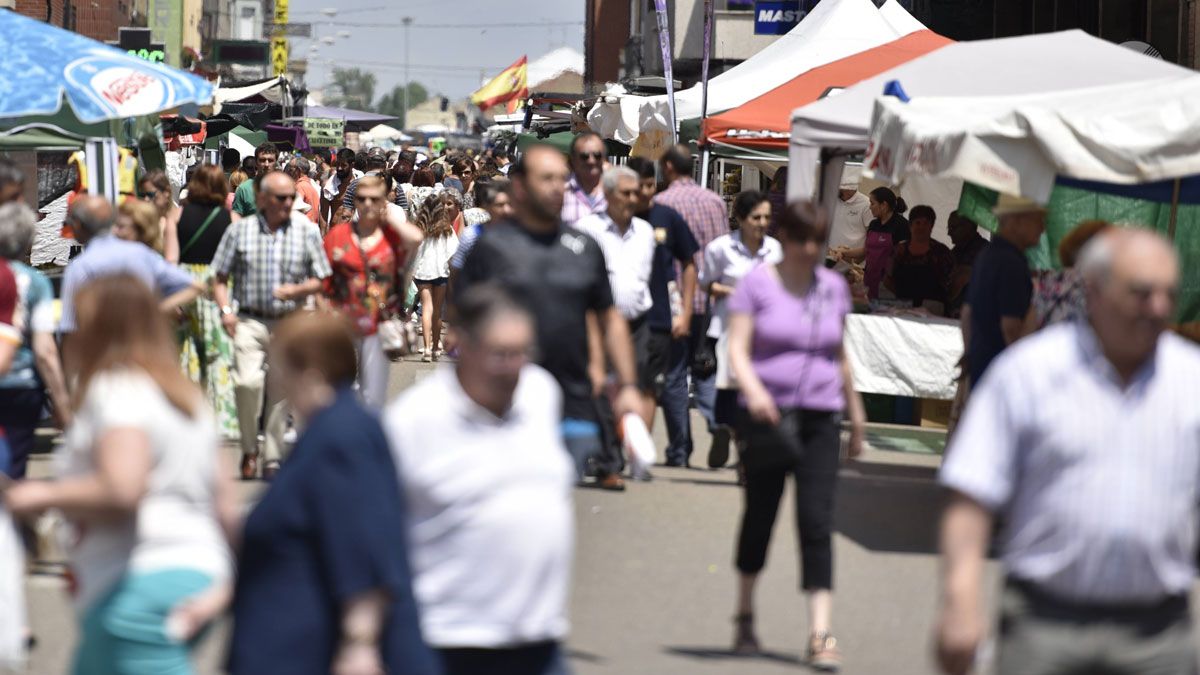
[402,16,413,129]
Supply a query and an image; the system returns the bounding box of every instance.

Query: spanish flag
[471,56,528,112]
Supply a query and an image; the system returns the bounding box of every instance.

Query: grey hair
[0,202,37,260]
[1075,233,1113,287]
[454,282,534,342]
[290,157,311,176]
[70,197,116,238]
[601,165,639,195]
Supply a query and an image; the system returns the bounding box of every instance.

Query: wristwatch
[220,305,235,317]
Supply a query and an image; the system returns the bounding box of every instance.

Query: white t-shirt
[576,212,656,320]
[383,365,575,648]
[412,232,459,281]
[57,370,232,610]
[830,190,871,250]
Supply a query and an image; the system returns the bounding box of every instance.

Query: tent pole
[699,146,712,190]
[1169,177,1181,241]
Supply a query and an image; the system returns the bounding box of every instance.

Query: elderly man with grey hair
[287,156,323,228]
[59,195,201,338]
[576,164,660,432]
[0,202,71,477]
[936,228,1200,675]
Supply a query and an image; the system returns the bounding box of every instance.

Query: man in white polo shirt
[383,284,575,675]
[576,165,659,429]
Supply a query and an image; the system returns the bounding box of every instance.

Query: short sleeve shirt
[59,235,195,332]
[323,223,405,336]
[0,262,55,389]
[458,221,614,420]
[641,205,699,332]
[211,214,333,316]
[966,235,1033,384]
[232,178,257,217]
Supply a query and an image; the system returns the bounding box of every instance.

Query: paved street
[23,356,993,674]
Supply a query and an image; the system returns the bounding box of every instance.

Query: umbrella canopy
[788,30,1197,201]
[0,10,213,124]
[304,105,398,132]
[701,30,951,155]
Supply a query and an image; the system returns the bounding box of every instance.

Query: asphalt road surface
[23,356,998,674]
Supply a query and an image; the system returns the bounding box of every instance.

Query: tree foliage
[375,82,430,127]
[324,68,377,111]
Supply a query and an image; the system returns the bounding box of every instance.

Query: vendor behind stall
[863,188,910,299]
[885,205,953,315]
[827,173,871,265]
[947,212,988,317]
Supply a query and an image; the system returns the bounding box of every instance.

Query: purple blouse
[727,264,851,412]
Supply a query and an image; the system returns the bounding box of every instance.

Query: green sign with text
[304,118,344,147]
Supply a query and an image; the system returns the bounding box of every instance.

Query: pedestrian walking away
[384,284,576,675]
[937,228,1200,675]
[211,170,332,481]
[411,190,460,362]
[229,311,438,675]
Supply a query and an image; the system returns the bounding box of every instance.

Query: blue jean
[662,314,717,464]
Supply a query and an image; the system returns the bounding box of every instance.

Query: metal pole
[402,16,412,127]
[1169,177,1182,241]
[698,147,711,191]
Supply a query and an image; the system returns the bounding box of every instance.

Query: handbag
[353,228,419,360]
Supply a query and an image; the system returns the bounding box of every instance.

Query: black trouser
[438,641,569,675]
[0,387,46,479]
[735,409,840,590]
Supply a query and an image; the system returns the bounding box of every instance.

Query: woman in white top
[699,191,783,470]
[412,190,460,362]
[4,274,237,675]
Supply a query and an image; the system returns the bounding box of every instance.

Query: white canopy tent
[588,0,920,146]
[787,30,1197,207]
[878,0,926,36]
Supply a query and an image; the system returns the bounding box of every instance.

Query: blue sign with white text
[754,0,804,35]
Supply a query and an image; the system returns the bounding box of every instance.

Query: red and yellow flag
[471,56,528,112]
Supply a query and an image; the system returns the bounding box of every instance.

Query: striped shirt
[211,213,332,317]
[560,175,606,226]
[653,178,728,314]
[941,320,1200,603]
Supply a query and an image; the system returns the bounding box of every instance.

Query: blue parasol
[0,10,213,124]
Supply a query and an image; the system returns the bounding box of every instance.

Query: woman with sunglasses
[322,175,423,408]
[724,201,866,671]
[138,170,181,262]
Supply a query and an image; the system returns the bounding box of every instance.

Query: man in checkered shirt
[652,145,729,468]
[212,170,332,481]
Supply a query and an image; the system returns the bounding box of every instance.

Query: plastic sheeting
[844,313,962,400]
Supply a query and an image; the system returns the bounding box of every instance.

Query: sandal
[732,613,760,656]
[808,631,842,672]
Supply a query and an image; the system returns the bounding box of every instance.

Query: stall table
[844,313,962,401]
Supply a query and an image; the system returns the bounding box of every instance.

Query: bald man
[212,170,331,481]
[937,229,1200,675]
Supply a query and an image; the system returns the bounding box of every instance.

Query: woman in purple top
[725,201,866,671]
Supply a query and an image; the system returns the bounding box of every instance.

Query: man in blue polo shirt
[963,198,1045,386]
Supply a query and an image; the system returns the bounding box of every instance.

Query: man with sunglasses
[212,171,332,481]
[231,142,279,218]
[560,132,607,226]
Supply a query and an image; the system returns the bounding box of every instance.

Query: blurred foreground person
[937,229,1200,675]
[230,311,437,675]
[726,203,865,670]
[5,275,237,675]
[384,285,575,675]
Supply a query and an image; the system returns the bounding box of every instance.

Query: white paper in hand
[622,413,656,481]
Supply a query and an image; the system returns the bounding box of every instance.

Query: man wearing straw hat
[961,196,1045,388]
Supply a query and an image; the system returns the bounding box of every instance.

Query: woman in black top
[168,164,239,442]
[885,204,954,314]
[863,187,909,299]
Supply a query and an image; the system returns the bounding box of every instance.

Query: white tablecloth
[844,313,963,400]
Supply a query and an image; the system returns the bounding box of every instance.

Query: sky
[286,0,587,105]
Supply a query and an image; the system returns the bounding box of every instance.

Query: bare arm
[32,332,71,427]
[6,428,151,524]
[672,260,697,339]
[586,310,605,396]
[0,341,14,375]
[160,281,204,315]
[840,349,866,457]
[332,589,390,675]
[602,307,641,421]
[935,492,993,675]
[728,312,778,427]
[163,208,181,264]
[385,208,424,253]
[1000,316,1024,346]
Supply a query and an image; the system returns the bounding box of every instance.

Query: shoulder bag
[179,206,222,259]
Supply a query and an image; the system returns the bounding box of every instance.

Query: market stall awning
[701,30,951,154]
[0,10,212,124]
[788,30,1199,202]
[213,76,287,109]
[587,0,918,145]
[304,105,398,133]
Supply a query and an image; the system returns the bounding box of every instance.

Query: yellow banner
[272,0,288,75]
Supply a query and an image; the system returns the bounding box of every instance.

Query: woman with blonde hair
[4,274,237,675]
[411,190,459,361]
[138,169,180,259]
[113,198,164,252]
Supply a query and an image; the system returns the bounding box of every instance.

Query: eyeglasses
[266,192,296,203]
[575,151,604,162]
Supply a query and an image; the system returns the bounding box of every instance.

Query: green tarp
[958,182,1200,322]
[516,131,629,158]
[204,126,268,150]
[0,127,84,150]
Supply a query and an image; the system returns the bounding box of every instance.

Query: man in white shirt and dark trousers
[576,166,660,435]
[936,228,1200,675]
[383,284,575,675]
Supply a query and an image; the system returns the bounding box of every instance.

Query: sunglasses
[576,151,604,162]
[140,190,159,199]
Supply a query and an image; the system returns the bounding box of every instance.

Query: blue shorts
[74,569,216,675]
[415,277,449,287]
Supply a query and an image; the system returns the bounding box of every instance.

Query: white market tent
[588,0,922,146]
[787,30,1200,206]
